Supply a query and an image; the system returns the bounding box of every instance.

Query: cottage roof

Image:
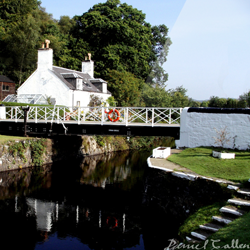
[52,66,110,94]
[0,75,15,83]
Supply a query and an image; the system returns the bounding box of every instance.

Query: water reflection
[0,136,185,249]
[0,149,150,250]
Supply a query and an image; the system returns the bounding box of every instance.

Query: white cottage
[17,41,111,107]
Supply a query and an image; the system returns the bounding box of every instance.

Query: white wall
[73,91,111,107]
[18,70,72,106]
[176,108,250,150]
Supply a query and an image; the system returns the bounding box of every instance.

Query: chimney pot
[88,53,91,60]
[45,39,50,48]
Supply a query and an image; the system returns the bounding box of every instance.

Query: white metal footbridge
[0,106,182,137]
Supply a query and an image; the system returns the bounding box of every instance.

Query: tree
[70,0,169,80]
[58,16,74,34]
[208,96,227,108]
[188,98,201,107]
[0,0,41,85]
[170,86,190,107]
[146,37,171,88]
[200,101,209,107]
[239,90,250,108]
[141,84,171,107]
[0,1,70,85]
[105,69,144,106]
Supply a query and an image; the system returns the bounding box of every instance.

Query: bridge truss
[5,106,183,126]
[1,106,182,138]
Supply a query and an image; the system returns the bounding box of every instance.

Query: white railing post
[15,107,17,122]
[35,107,37,123]
[45,107,47,122]
[57,107,59,124]
[126,107,128,126]
[152,108,154,127]
[78,107,80,125]
[146,108,148,123]
[11,107,13,119]
[101,107,104,125]
[169,108,172,124]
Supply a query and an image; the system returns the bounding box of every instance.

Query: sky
[40,0,250,100]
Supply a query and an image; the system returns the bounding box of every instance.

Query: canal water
[0,140,229,250]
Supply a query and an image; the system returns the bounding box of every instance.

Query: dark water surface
[0,140,232,250]
[0,146,170,250]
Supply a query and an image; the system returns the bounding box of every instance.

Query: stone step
[191,229,213,241]
[186,236,202,244]
[237,188,250,199]
[199,222,224,232]
[227,185,240,191]
[212,215,234,224]
[228,198,250,207]
[238,189,250,195]
[220,205,246,216]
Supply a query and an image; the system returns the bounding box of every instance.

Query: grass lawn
[168,147,250,183]
[0,134,30,144]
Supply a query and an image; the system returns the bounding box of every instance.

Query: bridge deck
[0,119,180,127]
[0,119,180,138]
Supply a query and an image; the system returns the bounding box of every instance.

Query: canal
[0,140,229,250]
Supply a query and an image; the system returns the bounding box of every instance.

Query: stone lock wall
[176,107,250,150]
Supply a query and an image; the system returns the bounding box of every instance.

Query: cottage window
[2,85,9,91]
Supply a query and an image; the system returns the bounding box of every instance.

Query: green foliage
[178,202,225,240]
[0,0,41,86]
[188,98,201,107]
[106,96,117,107]
[238,90,250,108]
[208,95,246,108]
[141,84,171,107]
[0,0,74,86]
[8,138,47,167]
[71,0,167,80]
[170,86,190,107]
[105,69,144,106]
[58,16,74,34]
[29,138,47,166]
[200,100,209,107]
[9,141,28,162]
[93,135,106,147]
[147,33,171,87]
[91,135,172,152]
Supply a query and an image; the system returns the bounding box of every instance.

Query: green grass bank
[167,147,250,247]
[168,147,250,183]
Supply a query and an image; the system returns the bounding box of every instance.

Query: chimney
[37,40,53,70]
[82,53,94,78]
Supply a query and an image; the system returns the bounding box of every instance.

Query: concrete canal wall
[0,135,172,172]
[176,107,250,150]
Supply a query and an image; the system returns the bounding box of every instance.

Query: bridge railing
[5,106,183,126]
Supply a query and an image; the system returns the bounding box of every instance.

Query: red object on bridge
[106,109,120,122]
